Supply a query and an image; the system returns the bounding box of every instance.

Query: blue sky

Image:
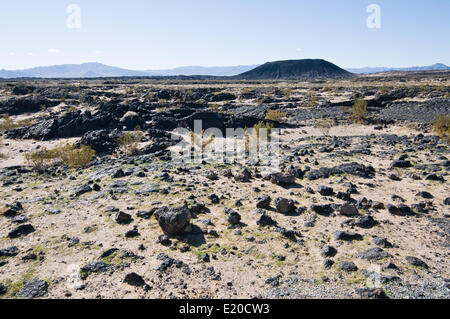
[1,0,449,70]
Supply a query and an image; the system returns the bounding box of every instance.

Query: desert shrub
[283,88,293,97]
[25,143,95,172]
[117,129,144,155]
[0,115,16,132]
[305,93,318,108]
[0,115,34,132]
[64,145,97,168]
[202,134,215,151]
[432,114,450,143]
[242,122,274,152]
[351,98,368,124]
[265,110,287,122]
[316,118,334,137]
[209,104,220,111]
[66,106,78,112]
[253,121,274,138]
[379,86,390,95]
[190,130,215,152]
[0,137,6,159]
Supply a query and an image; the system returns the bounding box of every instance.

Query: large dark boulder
[154,206,191,237]
[57,111,113,138]
[16,278,48,299]
[80,130,118,154]
[22,119,58,140]
[149,116,178,131]
[264,173,296,186]
[179,112,226,132]
[274,198,296,214]
[8,224,35,238]
[357,247,392,261]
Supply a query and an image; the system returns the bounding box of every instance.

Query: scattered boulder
[154,206,191,237]
[123,273,146,287]
[424,174,444,182]
[334,231,362,241]
[0,283,7,295]
[265,173,296,186]
[257,214,277,227]
[416,191,433,199]
[355,215,377,228]
[73,184,92,197]
[338,261,358,272]
[225,208,241,225]
[318,186,334,196]
[387,204,413,216]
[115,211,132,224]
[339,204,359,217]
[389,160,413,169]
[125,226,140,238]
[1,202,24,217]
[373,237,390,248]
[136,209,155,219]
[16,278,48,299]
[357,248,392,261]
[234,168,252,182]
[405,256,428,269]
[8,224,35,238]
[311,204,334,216]
[320,246,337,258]
[205,171,219,181]
[274,198,295,214]
[80,130,118,154]
[323,259,334,270]
[80,262,110,279]
[256,195,271,209]
[0,246,19,257]
[356,288,389,299]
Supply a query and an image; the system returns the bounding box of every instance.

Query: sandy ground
[0,124,448,299]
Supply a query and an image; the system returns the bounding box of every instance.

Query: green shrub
[0,137,6,159]
[253,121,274,138]
[209,104,220,112]
[0,115,34,132]
[0,115,16,132]
[316,118,334,137]
[265,110,286,122]
[351,98,368,124]
[305,93,318,108]
[282,88,293,97]
[117,129,144,155]
[64,145,96,168]
[25,143,96,172]
[432,114,450,143]
[189,130,215,152]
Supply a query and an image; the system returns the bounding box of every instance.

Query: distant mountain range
[146,65,259,76]
[0,63,258,79]
[0,62,448,79]
[347,63,450,74]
